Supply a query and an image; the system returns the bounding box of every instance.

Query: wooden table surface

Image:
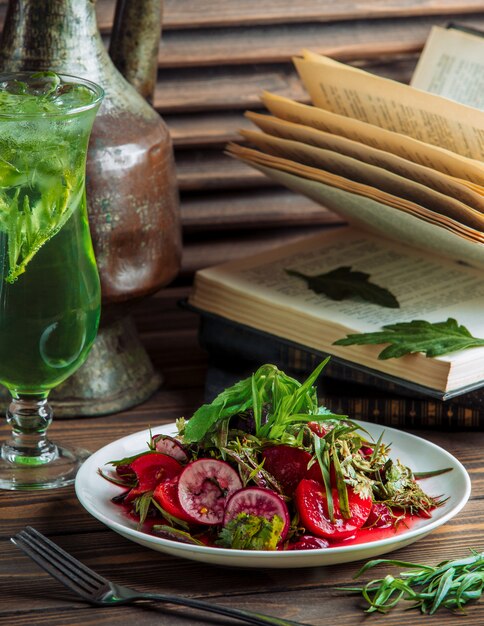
[1,287,483,626]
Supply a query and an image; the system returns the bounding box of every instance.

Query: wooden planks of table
[1,287,483,626]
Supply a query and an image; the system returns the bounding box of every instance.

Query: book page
[241,127,484,229]
[192,227,484,362]
[411,26,484,110]
[229,144,483,242]
[294,53,484,161]
[238,160,484,269]
[241,114,484,217]
[246,112,484,212]
[262,92,484,186]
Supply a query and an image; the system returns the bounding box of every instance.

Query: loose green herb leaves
[182,359,343,444]
[286,266,399,308]
[343,550,484,614]
[334,318,484,359]
[0,160,80,282]
[216,513,284,550]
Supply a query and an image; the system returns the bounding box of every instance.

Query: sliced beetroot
[286,535,330,550]
[362,502,393,529]
[223,487,290,541]
[115,463,136,483]
[153,476,196,523]
[295,479,372,541]
[177,459,243,525]
[261,445,312,495]
[307,422,331,437]
[306,459,339,488]
[152,434,189,463]
[125,452,183,502]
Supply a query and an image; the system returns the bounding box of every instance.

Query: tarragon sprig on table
[334,318,484,359]
[343,550,484,614]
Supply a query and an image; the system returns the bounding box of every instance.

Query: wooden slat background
[1,0,482,280]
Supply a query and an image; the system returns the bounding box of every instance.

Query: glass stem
[1,394,58,465]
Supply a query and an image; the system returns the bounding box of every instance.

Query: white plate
[75,421,471,568]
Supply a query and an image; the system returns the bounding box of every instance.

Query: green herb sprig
[344,550,484,614]
[334,318,484,359]
[182,358,344,443]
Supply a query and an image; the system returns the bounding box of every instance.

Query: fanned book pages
[226,41,484,269]
[190,31,484,398]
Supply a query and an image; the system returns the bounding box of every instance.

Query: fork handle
[126,591,305,626]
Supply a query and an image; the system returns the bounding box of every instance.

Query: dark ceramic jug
[0,0,182,414]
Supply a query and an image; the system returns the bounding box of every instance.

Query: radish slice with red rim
[223,487,290,541]
[152,434,189,463]
[177,459,243,525]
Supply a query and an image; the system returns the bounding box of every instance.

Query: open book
[189,25,484,396]
[227,26,484,270]
[188,226,484,396]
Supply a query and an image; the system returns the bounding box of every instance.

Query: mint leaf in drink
[285,266,399,308]
[0,71,99,282]
[334,318,484,359]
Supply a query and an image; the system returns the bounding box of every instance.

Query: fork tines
[11,526,109,600]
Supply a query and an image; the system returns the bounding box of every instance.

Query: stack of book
[196,312,484,430]
[187,25,484,429]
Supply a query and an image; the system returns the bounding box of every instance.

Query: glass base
[0,442,90,490]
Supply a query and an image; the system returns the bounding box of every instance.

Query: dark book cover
[190,304,484,404]
[188,306,484,429]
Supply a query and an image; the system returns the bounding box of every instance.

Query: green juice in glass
[0,73,101,396]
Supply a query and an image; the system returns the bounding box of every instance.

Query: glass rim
[0,71,104,119]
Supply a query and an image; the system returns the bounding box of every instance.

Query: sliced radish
[152,434,189,463]
[223,487,290,541]
[125,452,183,502]
[177,459,243,525]
[261,445,313,495]
[153,476,196,523]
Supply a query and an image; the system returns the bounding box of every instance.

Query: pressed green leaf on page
[286,266,399,308]
[334,318,484,359]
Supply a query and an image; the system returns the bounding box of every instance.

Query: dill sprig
[344,550,484,614]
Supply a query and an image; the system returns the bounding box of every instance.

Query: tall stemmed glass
[0,72,103,490]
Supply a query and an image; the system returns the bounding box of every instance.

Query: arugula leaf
[334,318,484,359]
[183,360,341,444]
[151,525,205,545]
[183,373,255,443]
[286,266,399,308]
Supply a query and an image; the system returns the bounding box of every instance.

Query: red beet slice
[223,487,290,540]
[152,434,189,463]
[261,445,313,495]
[286,535,330,550]
[125,452,183,502]
[362,502,393,529]
[153,476,196,523]
[295,479,372,540]
[177,459,243,525]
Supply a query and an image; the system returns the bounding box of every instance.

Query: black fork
[11,527,306,626]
